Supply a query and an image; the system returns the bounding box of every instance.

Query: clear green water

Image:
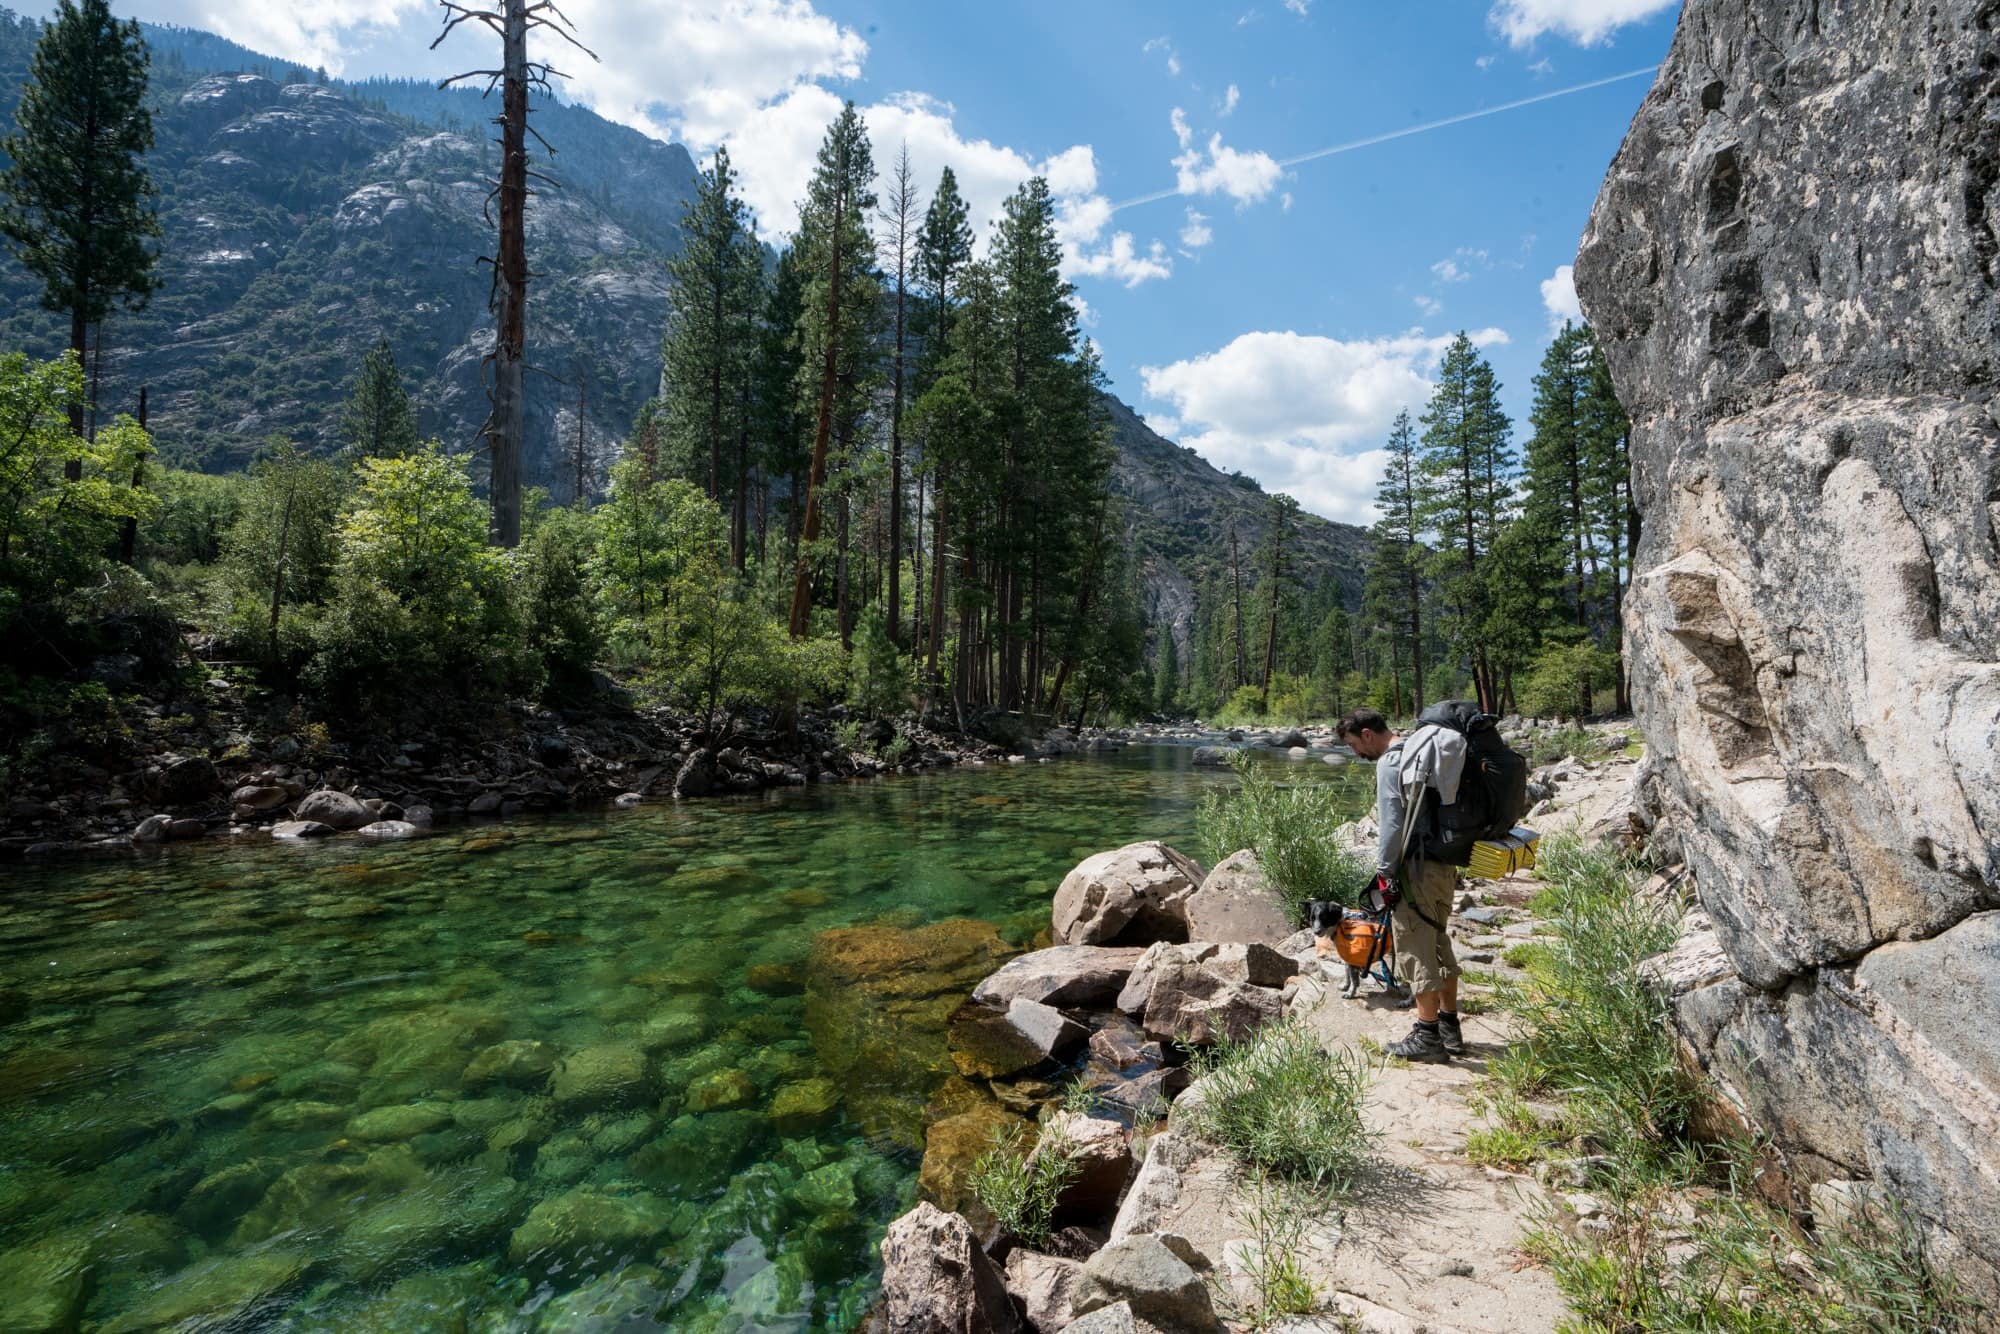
[0,745,1366,1332]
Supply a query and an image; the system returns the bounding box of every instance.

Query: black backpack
[1413,701,1529,866]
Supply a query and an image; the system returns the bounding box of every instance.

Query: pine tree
[911,168,973,679]
[1580,335,1636,711]
[1416,332,1515,711]
[338,338,420,461]
[1523,321,1596,627]
[1371,409,1424,712]
[1156,631,1180,716]
[660,146,762,552]
[915,166,973,382]
[879,144,919,649]
[1256,493,1299,710]
[751,245,810,556]
[788,103,879,639]
[0,0,159,464]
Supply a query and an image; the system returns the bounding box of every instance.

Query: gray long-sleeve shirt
[1375,738,1409,877]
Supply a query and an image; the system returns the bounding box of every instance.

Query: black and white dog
[1304,899,1408,1001]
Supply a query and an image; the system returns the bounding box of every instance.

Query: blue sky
[36,0,1682,522]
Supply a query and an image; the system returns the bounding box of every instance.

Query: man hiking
[1336,707,1462,1063]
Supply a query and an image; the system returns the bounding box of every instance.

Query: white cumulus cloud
[1489,0,1680,47]
[1180,209,1213,250]
[1541,263,1583,328]
[1222,84,1241,116]
[1414,294,1443,317]
[1139,328,1511,524]
[109,0,430,73]
[1174,133,1283,206]
[1284,0,1310,14]
[1170,107,1194,150]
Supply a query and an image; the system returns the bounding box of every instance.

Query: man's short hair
[1335,707,1389,740]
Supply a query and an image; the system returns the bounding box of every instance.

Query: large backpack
[1414,701,1529,866]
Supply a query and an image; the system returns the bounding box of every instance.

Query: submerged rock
[100,1249,309,1334]
[804,917,1017,1148]
[507,1187,674,1273]
[462,1039,558,1088]
[550,1043,652,1110]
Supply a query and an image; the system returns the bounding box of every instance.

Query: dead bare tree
[432,0,596,548]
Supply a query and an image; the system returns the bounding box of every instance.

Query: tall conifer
[1,0,159,464]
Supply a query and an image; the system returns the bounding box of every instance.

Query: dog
[1305,898,1409,1001]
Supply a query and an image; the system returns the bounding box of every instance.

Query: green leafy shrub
[1195,749,1372,919]
[848,605,908,718]
[1180,1018,1373,1191]
[1516,639,1620,723]
[967,1123,1080,1246]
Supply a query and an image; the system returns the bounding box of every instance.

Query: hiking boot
[1386,1021,1451,1064]
[1438,1012,1465,1056]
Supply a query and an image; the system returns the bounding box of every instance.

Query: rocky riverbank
[0,683,1030,859]
[867,728,1647,1332]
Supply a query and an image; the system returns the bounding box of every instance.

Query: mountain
[1103,396,1374,653]
[0,12,1372,615]
[0,14,697,489]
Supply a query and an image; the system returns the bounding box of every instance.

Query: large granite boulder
[875,1201,1021,1333]
[1182,850,1293,945]
[1052,843,1203,946]
[1574,0,2000,1296]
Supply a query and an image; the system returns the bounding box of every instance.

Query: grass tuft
[966,1122,1080,1246]
[1180,1018,1375,1191]
[1501,832,1981,1331]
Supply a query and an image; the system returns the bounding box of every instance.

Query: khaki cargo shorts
[1393,858,1460,995]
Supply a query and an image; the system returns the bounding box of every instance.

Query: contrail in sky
[1110,65,1661,212]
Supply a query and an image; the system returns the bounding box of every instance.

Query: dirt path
[1136,746,1643,1332]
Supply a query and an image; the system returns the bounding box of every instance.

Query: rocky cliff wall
[1575,0,2000,1288]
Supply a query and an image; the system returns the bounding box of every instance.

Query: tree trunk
[836,488,851,651]
[789,166,844,638]
[117,384,147,565]
[487,0,530,549]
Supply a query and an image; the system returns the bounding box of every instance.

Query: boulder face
[1051,843,1202,947]
[1575,0,2000,1293]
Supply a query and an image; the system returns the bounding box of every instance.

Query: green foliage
[1196,750,1373,918]
[966,1122,1080,1247]
[659,146,763,496]
[338,338,420,461]
[1180,1018,1374,1191]
[654,563,780,733]
[307,444,527,701]
[1491,832,1696,1154]
[220,439,345,666]
[591,457,728,651]
[1530,1146,1978,1333]
[517,501,602,695]
[847,604,906,717]
[1517,639,1620,723]
[0,351,156,620]
[0,0,160,334]
[1235,1178,1321,1328]
[139,466,244,568]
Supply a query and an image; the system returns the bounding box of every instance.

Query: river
[0,743,1367,1331]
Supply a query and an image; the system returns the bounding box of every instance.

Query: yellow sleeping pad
[1467,827,1540,879]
